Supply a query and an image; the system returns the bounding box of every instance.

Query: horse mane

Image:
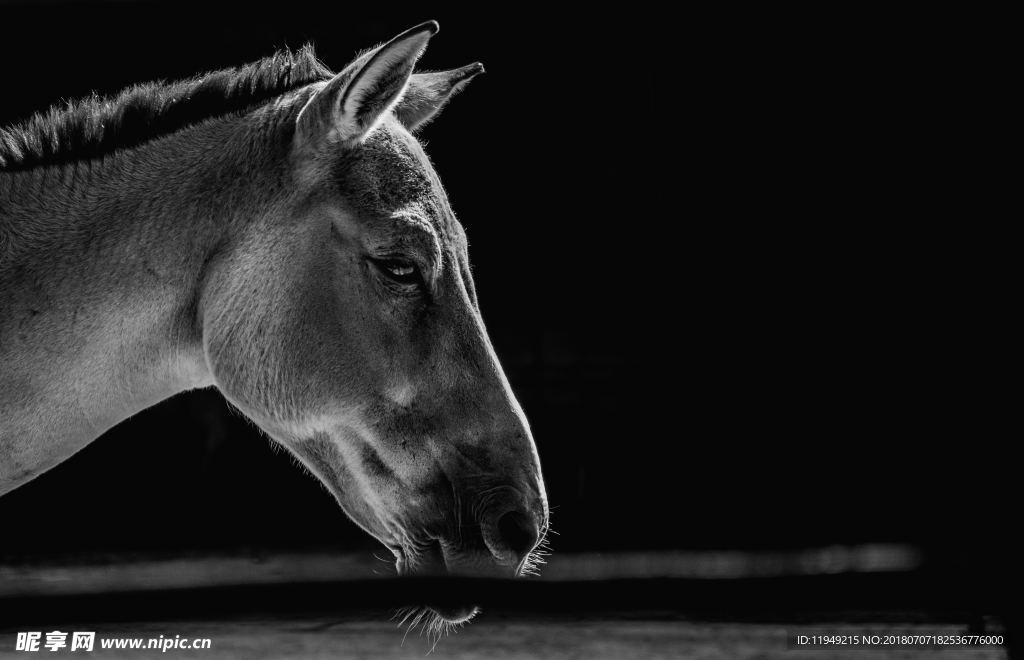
[0,45,333,172]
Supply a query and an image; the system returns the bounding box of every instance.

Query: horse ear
[395,63,485,131]
[296,21,437,146]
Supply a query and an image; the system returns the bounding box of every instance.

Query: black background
[0,3,1007,575]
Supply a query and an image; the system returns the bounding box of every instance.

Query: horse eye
[387,262,415,278]
[375,259,420,284]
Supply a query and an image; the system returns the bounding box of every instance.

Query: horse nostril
[496,510,539,563]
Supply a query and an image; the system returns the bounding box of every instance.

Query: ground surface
[0,619,1008,659]
[0,552,1008,658]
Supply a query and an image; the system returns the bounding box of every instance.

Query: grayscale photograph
[0,3,1011,659]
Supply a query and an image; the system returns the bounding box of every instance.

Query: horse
[0,21,548,626]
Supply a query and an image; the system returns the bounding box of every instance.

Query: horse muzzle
[395,496,546,622]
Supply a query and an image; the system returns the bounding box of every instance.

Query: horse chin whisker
[400,606,430,647]
[424,609,471,653]
[391,606,417,627]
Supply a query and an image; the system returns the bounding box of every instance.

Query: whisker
[520,521,555,577]
[401,607,428,647]
[392,606,415,628]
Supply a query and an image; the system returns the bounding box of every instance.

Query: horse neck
[0,112,287,494]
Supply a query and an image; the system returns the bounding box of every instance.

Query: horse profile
[0,22,548,625]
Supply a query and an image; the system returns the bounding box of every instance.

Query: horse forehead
[335,123,449,225]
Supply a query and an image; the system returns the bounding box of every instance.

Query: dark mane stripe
[0,45,333,172]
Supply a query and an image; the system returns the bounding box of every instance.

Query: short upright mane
[0,46,333,172]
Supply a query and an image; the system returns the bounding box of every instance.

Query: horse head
[200,23,548,623]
